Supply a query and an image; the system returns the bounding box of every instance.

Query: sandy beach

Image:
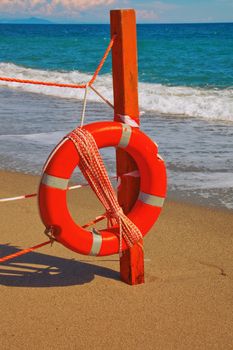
[0,170,232,349]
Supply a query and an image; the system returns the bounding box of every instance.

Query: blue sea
[0,23,233,209]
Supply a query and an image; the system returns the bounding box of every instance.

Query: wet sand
[0,170,233,349]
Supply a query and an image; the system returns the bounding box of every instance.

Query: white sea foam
[170,171,233,190]
[0,62,232,122]
[0,131,67,145]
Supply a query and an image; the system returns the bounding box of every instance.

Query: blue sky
[0,0,232,23]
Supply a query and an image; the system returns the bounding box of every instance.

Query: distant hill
[0,17,53,24]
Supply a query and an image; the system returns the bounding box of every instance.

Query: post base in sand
[120,240,144,285]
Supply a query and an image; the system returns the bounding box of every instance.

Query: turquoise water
[0,23,233,209]
[0,23,232,121]
[0,23,233,87]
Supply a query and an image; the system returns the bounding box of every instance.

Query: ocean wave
[0,62,232,122]
[0,131,67,145]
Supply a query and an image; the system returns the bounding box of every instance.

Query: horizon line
[0,21,233,25]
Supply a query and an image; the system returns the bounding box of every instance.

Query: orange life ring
[38,121,167,256]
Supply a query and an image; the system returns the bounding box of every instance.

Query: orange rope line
[88,35,116,86]
[0,240,51,263]
[82,214,106,229]
[0,77,86,89]
[0,35,116,89]
[0,214,106,263]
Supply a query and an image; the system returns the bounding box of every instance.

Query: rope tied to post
[68,127,143,254]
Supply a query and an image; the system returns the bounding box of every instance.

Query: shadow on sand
[0,244,120,287]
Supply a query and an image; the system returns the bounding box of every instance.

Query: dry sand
[0,170,233,350]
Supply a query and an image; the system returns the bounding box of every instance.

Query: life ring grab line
[39,121,167,256]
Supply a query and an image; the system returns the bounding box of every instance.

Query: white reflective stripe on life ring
[139,191,164,207]
[89,229,102,256]
[42,174,69,190]
[118,124,132,148]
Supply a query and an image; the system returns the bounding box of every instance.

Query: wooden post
[110,9,144,285]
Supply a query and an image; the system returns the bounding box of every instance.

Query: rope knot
[106,207,124,220]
